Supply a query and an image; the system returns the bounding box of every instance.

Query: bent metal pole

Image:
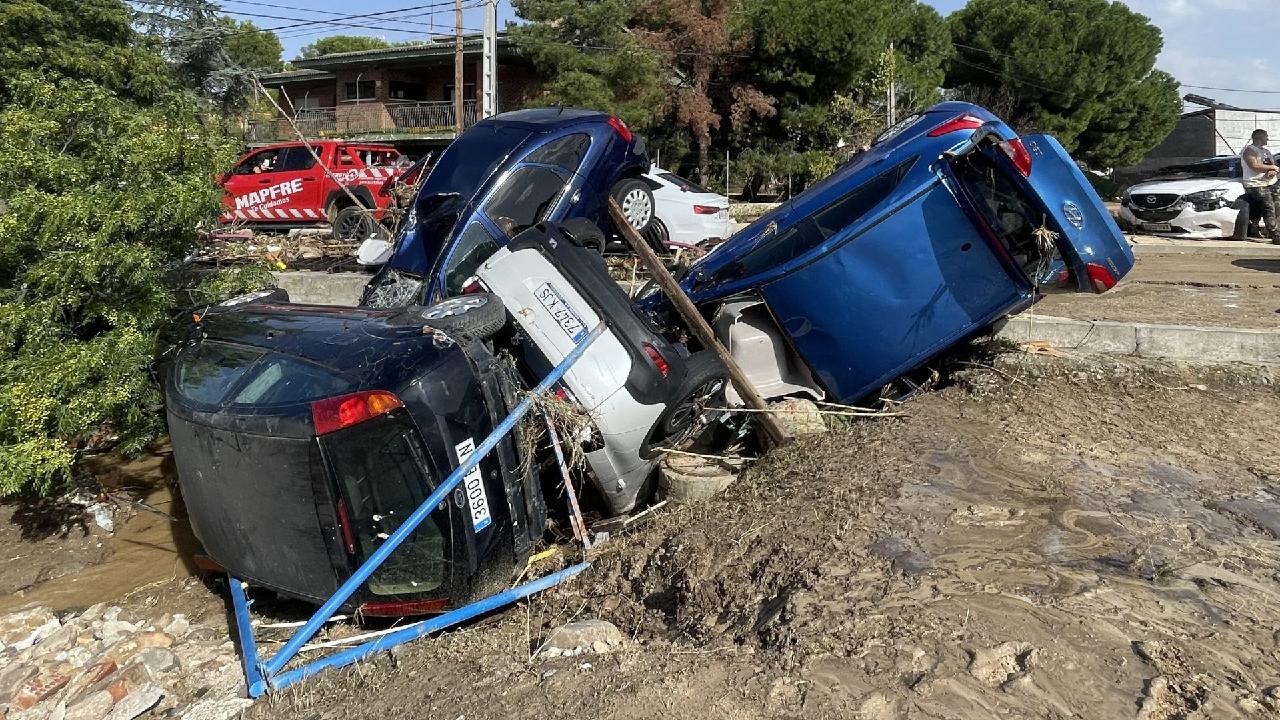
[262,323,606,678]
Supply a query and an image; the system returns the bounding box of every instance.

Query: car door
[271,145,325,220]
[223,148,280,220]
[735,156,1030,403]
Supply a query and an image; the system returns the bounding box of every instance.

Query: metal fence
[246,100,478,142]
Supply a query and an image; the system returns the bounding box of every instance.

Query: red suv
[220,141,403,239]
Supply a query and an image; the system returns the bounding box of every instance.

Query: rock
[98,611,120,626]
[769,397,828,436]
[178,697,254,720]
[540,620,625,657]
[94,624,135,646]
[64,661,116,701]
[36,627,77,656]
[102,685,161,720]
[12,671,70,711]
[63,692,112,720]
[296,246,323,260]
[0,665,37,705]
[0,609,61,651]
[64,648,93,670]
[131,634,172,651]
[133,649,177,677]
[160,617,189,639]
[101,640,140,667]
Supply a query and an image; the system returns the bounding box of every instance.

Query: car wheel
[332,205,374,242]
[420,292,507,340]
[612,178,655,233]
[648,351,728,450]
[560,217,607,254]
[643,217,670,254]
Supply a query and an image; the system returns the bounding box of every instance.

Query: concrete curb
[996,314,1280,365]
[273,271,370,306]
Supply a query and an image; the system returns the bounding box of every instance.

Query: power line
[1180,84,1280,96]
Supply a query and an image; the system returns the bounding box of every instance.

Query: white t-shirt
[1241,143,1278,188]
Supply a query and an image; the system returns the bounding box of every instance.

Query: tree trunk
[697,140,710,188]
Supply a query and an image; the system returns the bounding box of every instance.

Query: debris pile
[191,229,358,268]
[0,605,247,720]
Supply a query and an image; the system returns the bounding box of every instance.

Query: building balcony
[247,99,479,144]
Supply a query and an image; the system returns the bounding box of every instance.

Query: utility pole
[481,0,498,118]
[886,41,897,128]
[454,0,464,134]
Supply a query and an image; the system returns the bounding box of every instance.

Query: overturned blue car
[639,101,1134,405]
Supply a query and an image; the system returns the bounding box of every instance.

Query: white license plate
[534,282,587,342]
[454,437,492,532]
[1141,223,1173,232]
[718,209,728,218]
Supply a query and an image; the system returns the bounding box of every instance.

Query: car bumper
[666,212,732,246]
[1118,203,1240,239]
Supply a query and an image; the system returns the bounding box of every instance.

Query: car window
[175,342,264,405]
[711,157,916,283]
[233,149,279,175]
[442,222,500,296]
[658,172,710,194]
[336,147,360,167]
[322,413,446,596]
[275,147,318,172]
[229,354,351,406]
[482,165,569,234]
[525,134,591,173]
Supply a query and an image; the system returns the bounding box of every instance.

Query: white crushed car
[643,167,731,249]
[1118,157,1254,239]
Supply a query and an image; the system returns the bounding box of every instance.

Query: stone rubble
[536,620,625,660]
[0,605,247,720]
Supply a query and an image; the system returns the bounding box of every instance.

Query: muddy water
[0,449,202,613]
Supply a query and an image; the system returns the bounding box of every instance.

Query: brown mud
[249,353,1280,719]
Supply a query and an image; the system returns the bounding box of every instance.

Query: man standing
[1242,129,1280,243]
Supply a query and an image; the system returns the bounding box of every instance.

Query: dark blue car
[642,102,1135,405]
[362,108,654,307]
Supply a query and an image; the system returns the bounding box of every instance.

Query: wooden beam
[607,199,792,448]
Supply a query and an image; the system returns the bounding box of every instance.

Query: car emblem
[1145,195,1158,205]
[1063,201,1085,229]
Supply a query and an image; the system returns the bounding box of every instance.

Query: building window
[344,80,375,102]
[388,80,426,101]
[444,83,476,102]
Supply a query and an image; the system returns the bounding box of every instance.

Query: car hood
[1126,177,1238,196]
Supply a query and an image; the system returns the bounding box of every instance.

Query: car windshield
[175,342,352,407]
[658,172,711,194]
[417,124,532,202]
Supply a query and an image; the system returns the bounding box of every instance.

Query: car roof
[481,107,611,130]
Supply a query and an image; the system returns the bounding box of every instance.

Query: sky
[250,0,1280,111]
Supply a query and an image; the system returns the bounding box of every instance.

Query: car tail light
[999,138,1033,177]
[335,499,357,555]
[312,391,404,435]
[642,344,670,376]
[358,598,448,617]
[928,114,984,137]
[693,205,722,215]
[607,116,633,143]
[1085,263,1117,293]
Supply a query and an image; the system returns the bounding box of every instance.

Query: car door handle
[257,179,272,184]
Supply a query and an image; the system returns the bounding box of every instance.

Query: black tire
[332,204,374,241]
[420,293,507,339]
[647,351,728,451]
[560,217,607,254]
[611,178,655,233]
[642,217,670,254]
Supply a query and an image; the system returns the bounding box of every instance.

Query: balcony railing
[246,99,479,143]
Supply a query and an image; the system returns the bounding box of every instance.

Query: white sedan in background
[643,168,731,249]
[1118,157,1254,239]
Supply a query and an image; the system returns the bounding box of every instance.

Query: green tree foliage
[221,19,284,73]
[299,35,393,59]
[946,0,1182,167]
[0,1,237,496]
[511,0,668,131]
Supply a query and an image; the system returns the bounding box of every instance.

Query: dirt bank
[237,353,1280,720]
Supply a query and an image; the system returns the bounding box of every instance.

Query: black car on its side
[164,291,539,616]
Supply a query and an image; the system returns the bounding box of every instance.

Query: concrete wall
[1216,110,1280,156]
[273,271,370,306]
[1114,111,1217,186]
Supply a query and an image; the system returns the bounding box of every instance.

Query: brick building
[1114,96,1280,185]
[253,32,540,153]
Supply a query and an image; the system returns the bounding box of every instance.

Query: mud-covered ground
[232,353,1280,720]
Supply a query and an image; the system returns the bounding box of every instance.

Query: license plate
[1141,223,1173,232]
[534,282,587,342]
[718,208,728,218]
[454,437,491,532]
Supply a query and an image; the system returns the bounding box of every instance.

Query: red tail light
[692,205,722,215]
[642,344,670,376]
[335,499,356,555]
[999,138,1033,177]
[928,114,984,137]
[1085,263,1117,293]
[607,116,633,143]
[311,391,404,435]
[358,598,448,617]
